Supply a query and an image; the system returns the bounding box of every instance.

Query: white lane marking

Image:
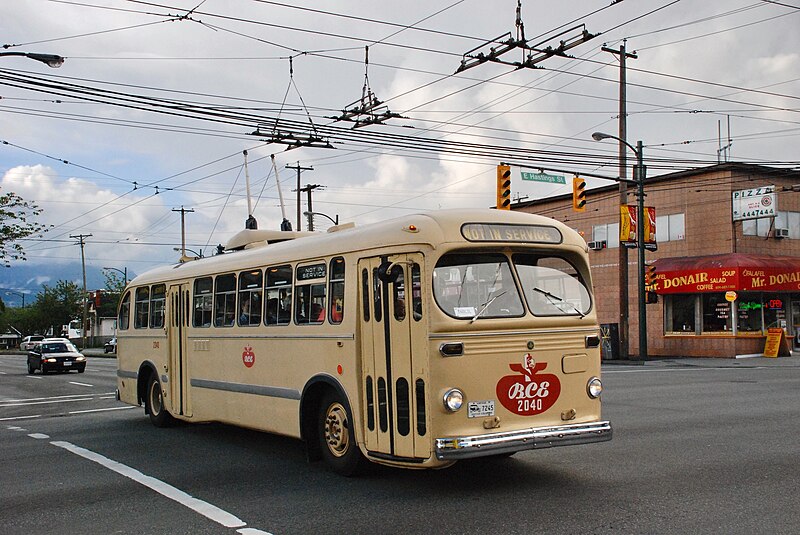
[0,415,41,422]
[29,433,50,439]
[0,371,6,374]
[238,529,273,535]
[2,392,116,403]
[51,440,249,529]
[69,406,135,415]
[25,375,43,380]
[6,426,27,431]
[69,381,94,387]
[0,397,94,407]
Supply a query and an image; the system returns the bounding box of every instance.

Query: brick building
[513,163,800,358]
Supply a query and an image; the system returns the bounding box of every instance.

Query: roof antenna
[271,154,292,231]
[243,150,257,229]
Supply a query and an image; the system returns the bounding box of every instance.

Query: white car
[20,335,44,351]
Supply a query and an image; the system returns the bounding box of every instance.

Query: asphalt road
[1,353,798,534]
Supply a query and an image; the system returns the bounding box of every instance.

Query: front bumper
[435,420,612,460]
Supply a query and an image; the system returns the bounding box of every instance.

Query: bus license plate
[468,400,494,418]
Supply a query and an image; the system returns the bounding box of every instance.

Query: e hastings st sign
[732,185,776,221]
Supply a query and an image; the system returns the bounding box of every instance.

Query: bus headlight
[443,388,464,412]
[587,377,603,398]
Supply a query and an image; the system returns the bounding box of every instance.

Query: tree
[0,189,49,267]
[97,270,126,317]
[28,280,83,335]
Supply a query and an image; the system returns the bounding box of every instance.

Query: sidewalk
[603,354,800,368]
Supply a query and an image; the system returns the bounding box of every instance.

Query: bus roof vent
[225,228,315,251]
[327,222,356,233]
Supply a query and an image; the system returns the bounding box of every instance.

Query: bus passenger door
[358,254,429,461]
[167,284,191,417]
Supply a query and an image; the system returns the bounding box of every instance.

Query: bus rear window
[432,253,524,320]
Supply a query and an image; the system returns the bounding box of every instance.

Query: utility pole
[172,206,195,261]
[70,233,92,349]
[602,40,637,361]
[299,184,323,231]
[286,162,313,231]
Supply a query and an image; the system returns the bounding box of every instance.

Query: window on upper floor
[743,211,800,238]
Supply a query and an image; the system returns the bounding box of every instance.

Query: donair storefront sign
[732,185,776,221]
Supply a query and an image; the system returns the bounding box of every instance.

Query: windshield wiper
[470,290,507,323]
[531,287,585,318]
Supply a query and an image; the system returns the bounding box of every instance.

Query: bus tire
[318,390,362,476]
[146,375,175,428]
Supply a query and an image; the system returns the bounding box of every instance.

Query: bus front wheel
[146,375,175,428]
[318,391,362,476]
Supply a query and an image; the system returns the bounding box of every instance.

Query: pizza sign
[242,346,255,368]
[495,355,561,416]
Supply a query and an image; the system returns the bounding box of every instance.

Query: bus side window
[329,257,345,324]
[265,265,292,326]
[214,274,236,327]
[372,268,382,322]
[361,268,370,322]
[193,277,213,327]
[295,262,326,325]
[411,263,423,321]
[393,268,406,321]
[118,291,131,330]
[150,284,166,329]
[134,287,149,329]
[238,269,262,327]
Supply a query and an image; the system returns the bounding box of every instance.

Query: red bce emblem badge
[495,354,561,415]
[242,346,255,368]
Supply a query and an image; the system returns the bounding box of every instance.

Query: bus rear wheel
[146,375,175,428]
[318,391,362,476]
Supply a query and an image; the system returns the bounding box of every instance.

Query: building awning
[653,253,800,294]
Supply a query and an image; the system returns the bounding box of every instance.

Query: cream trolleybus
[116,208,611,474]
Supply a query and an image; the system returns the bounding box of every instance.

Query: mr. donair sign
[732,185,776,222]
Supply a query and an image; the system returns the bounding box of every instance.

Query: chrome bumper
[434,420,612,460]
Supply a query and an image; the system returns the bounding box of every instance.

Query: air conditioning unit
[588,240,607,251]
[775,228,789,239]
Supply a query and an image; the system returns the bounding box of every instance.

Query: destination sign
[461,223,562,244]
[296,263,326,281]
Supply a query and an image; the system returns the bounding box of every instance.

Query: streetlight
[102,266,128,285]
[0,51,65,68]
[5,291,25,308]
[592,131,648,361]
[303,211,339,228]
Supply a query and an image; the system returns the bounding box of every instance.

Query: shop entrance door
[791,301,800,350]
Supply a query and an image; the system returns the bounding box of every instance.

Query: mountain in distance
[0,262,138,305]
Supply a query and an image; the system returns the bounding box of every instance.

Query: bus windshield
[433,253,524,319]
[513,253,591,317]
[433,252,591,319]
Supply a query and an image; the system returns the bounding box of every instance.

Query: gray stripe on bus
[190,379,301,400]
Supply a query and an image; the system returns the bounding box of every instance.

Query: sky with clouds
[1,0,799,286]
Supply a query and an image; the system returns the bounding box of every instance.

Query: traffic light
[496,164,511,210]
[572,176,586,212]
[644,263,657,287]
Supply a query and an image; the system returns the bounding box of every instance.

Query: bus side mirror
[377,261,401,283]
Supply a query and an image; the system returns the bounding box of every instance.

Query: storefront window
[736,293,762,333]
[763,294,786,329]
[666,295,695,333]
[702,294,732,333]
